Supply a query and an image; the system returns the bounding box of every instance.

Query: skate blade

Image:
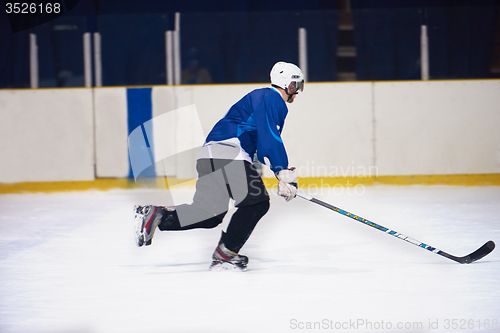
[136,233,145,247]
[133,207,146,247]
[135,229,145,247]
[209,261,247,272]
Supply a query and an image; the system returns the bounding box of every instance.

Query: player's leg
[135,158,232,246]
[158,158,233,230]
[223,200,270,253]
[210,160,270,270]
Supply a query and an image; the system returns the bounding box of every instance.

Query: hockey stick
[297,192,495,264]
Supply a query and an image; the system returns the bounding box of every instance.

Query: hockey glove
[276,168,298,202]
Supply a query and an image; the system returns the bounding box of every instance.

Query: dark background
[1,0,499,88]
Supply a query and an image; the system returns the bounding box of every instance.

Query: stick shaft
[296,193,495,264]
[298,194,444,254]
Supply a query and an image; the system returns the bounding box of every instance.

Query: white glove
[276,168,298,201]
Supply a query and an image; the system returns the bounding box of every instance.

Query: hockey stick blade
[438,241,495,264]
[296,193,496,264]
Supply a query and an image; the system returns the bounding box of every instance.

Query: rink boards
[0,80,499,185]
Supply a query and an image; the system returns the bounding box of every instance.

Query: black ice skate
[134,205,164,247]
[210,232,249,271]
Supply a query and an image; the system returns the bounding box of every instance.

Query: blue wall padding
[127,87,155,178]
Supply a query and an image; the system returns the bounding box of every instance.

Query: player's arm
[255,101,288,173]
[255,100,297,201]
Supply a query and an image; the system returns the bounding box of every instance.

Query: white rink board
[284,82,374,179]
[374,80,500,176]
[151,86,176,177]
[166,83,375,179]
[1,80,499,182]
[94,87,129,178]
[0,89,94,183]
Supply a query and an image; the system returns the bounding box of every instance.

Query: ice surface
[1,186,499,333]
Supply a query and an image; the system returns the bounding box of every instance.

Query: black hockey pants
[158,158,270,253]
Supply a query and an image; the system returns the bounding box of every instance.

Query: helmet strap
[271,84,297,102]
[285,87,298,102]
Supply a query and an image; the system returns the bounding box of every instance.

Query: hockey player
[134,61,304,271]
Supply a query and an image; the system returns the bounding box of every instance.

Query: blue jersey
[204,87,289,173]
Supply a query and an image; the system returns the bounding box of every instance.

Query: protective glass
[288,80,304,93]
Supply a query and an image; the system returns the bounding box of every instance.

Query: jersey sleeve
[255,96,289,173]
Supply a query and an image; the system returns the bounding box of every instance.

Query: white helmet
[270,61,304,94]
